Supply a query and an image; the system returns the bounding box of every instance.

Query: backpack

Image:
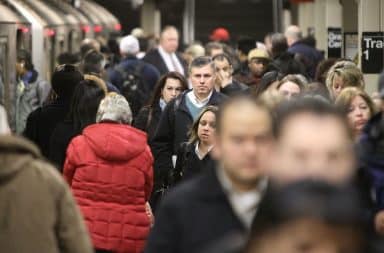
[114,61,148,116]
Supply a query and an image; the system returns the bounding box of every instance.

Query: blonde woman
[326,61,365,99]
[335,87,376,140]
[170,106,218,185]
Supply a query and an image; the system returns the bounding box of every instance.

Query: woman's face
[197,111,216,144]
[332,75,345,98]
[161,78,183,103]
[278,81,301,100]
[347,95,371,137]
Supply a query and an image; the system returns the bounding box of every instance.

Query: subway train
[0,0,121,128]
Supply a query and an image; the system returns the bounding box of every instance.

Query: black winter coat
[220,80,250,96]
[48,121,79,171]
[144,167,247,253]
[133,103,162,142]
[151,90,225,175]
[23,98,70,158]
[171,142,215,185]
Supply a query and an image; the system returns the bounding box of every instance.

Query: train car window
[16,26,31,52]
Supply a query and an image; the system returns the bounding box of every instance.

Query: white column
[141,0,161,37]
[298,2,315,36]
[314,0,342,56]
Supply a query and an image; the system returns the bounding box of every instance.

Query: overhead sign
[361,32,384,74]
[328,27,342,58]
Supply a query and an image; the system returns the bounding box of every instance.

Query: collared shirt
[186,90,213,108]
[216,167,268,229]
[195,142,213,160]
[159,98,167,111]
[158,46,185,75]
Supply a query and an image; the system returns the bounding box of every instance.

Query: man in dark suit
[145,96,273,253]
[143,26,187,76]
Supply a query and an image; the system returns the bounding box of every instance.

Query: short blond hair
[326,61,364,97]
[335,87,376,115]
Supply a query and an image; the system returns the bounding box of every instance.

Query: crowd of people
[1,24,384,253]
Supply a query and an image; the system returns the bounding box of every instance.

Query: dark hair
[253,71,284,97]
[80,39,100,58]
[315,58,339,84]
[82,50,105,74]
[147,71,188,107]
[51,64,83,99]
[212,53,233,66]
[273,97,353,139]
[57,52,80,65]
[17,49,33,71]
[67,79,106,132]
[249,180,364,244]
[301,35,317,48]
[271,33,288,58]
[216,95,272,134]
[189,56,215,73]
[237,38,256,56]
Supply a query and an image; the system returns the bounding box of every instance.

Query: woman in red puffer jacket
[64,93,154,253]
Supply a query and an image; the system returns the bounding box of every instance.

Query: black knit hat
[51,64,83,99]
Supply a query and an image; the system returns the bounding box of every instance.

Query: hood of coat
[0,135,41,179]
[82,123,148,161]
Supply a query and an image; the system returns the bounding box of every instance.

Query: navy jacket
[144,167,246,253]
[108,56,160,94]
[288,41,323,79]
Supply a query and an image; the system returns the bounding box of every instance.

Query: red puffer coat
[63,123,153,253]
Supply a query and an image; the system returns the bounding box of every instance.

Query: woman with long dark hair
[133,71,188,141]
[49,75,107,170]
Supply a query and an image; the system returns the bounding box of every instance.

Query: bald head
[285,25,302,47]
[160,26,179,53]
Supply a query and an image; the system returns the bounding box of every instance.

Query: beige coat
[0,135,93,253]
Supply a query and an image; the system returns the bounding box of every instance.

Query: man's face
[213,102,273,189]
[270,113,355,185]
[160,28,179,53]
[214,58,233,82]
[190,64,215,99]
[249,58,267,77]
[16,60,26,76]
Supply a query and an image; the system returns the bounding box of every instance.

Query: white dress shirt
[186,90,213,108]
[216,167,268,229]
[158,46,185,75]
